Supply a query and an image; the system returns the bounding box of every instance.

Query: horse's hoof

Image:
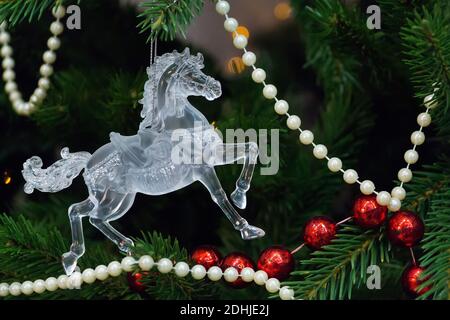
[118,238,135,254]
[240,224,265,240]
[231,188,247,209]
[62,252,78,276]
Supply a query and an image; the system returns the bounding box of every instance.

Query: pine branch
[0,0,69,25]
[286,225,391,300]
[137,0,204,42]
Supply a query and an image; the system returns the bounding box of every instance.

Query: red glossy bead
[387,211,424,247]
[257,246,294,281]
[221,252,255,288]
[303,216,337,250]
[353,195,387,228]
[191,245,222,269]
[127,272,149,293]
[402,265,431,297]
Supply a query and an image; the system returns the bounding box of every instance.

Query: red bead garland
[387,211,424,247]
[352,195,387,228]
[401,265,431,297]
[257,246,294,281]
[221,252,255,288]
[303,216,337,250]
[191,245,222,269]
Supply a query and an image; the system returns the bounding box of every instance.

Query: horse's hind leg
[195,166,265,240]
[89,190,136,254]
[62,198,95,275]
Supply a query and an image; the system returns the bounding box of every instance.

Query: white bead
[67,271,82,289]
[423,94,438,109]
[265,278,281,293]
[40,64,53,77]
[388,198,401,212]
[287,115,301,130]
[410,131,425,145]
[360,180,375,195]
[263,84,277,99]
[299,130,314,145]
[33,280,46,294]
[44,277,58,291]
[139,255,154,271]
[279,286,295,300]
[327,157,342,172]
[391,186,406,200]
[376,191,391,206]
[43,50,56,64]
[3,69,15,81]
[215,1,230,15]
[417,112,431,127]
[404,149,419,164]
[233,35,248,49]
[2,57,14,69]
[224,18,238,32]
[47,37,61,50]
[343,169,358,184]
[174,262,190,277]
[157,258,173,274]
[274,99,289,115]
[9,90,22,102]
[38,77,51,90]
[398,168,412,183]
[107,261,122,277]
[207,266,223,281]
[240,267,255,282]
[94,265,109,281]
[254,270,268,285]
[50,21,64,35]
[9,282,21,296]
[223,267,239,282]
[121,256,136,272]
[251,68,266,83]
[313,144,328,159]
[191,265,207,280]
[0,31,10,43]
[21,281,34,295]
[0,283,9,297]
[242,51,256,66]
[1,45,12,57]
[30,94,40,105]
[52,5,66,19]
[82,268,96,284]
[5,81,17,93]
[34,87,47,101]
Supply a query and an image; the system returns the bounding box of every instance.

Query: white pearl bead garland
[216,2,438,212]
[0,6,65,115]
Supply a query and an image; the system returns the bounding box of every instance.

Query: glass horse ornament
[22,48,265,275]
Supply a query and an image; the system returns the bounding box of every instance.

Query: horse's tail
[22,147,92,194]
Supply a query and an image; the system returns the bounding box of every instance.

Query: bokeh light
[274,2,292,21]
[227,57,246,75]
[232,26,250,39]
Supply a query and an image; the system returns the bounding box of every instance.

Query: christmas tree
[0,0,448,300]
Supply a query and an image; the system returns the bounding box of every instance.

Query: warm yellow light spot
[227,57,246,75]
[232,26,250,39]
[4,176,11,185]
[211,121,217,129]
[274,2,292,21]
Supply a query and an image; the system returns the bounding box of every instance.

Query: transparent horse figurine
[22,48,265,275]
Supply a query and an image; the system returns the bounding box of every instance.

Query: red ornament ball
[191,245,222,269]
[303,216,337,250]
[221,252,255,288]
[387,211,424,247]
[352,195,387,228]
[257,246,294,281]
[127,272,149,293]
[402,265,431,297]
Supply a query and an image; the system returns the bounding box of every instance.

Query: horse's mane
[139,48,203,131]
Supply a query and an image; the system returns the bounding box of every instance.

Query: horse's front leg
[195,166,264,240]
[62,199,95,275]
[211,142,258,209]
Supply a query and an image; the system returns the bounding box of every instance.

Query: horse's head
[173,48,222,101]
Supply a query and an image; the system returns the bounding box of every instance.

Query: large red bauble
[257,246,294,280]
[352,195,387,228]
[221,252,255,288]
[401,265,431,297]
[387,211,424,247]
[303,216,337,250]
[191,245,222,269]
[127,272,149,293]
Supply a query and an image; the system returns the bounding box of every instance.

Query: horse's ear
[197,53,204,64]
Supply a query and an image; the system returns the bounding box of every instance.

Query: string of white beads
[0,5,65,115]
[0,254,297,300]
[216,0,437,212]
